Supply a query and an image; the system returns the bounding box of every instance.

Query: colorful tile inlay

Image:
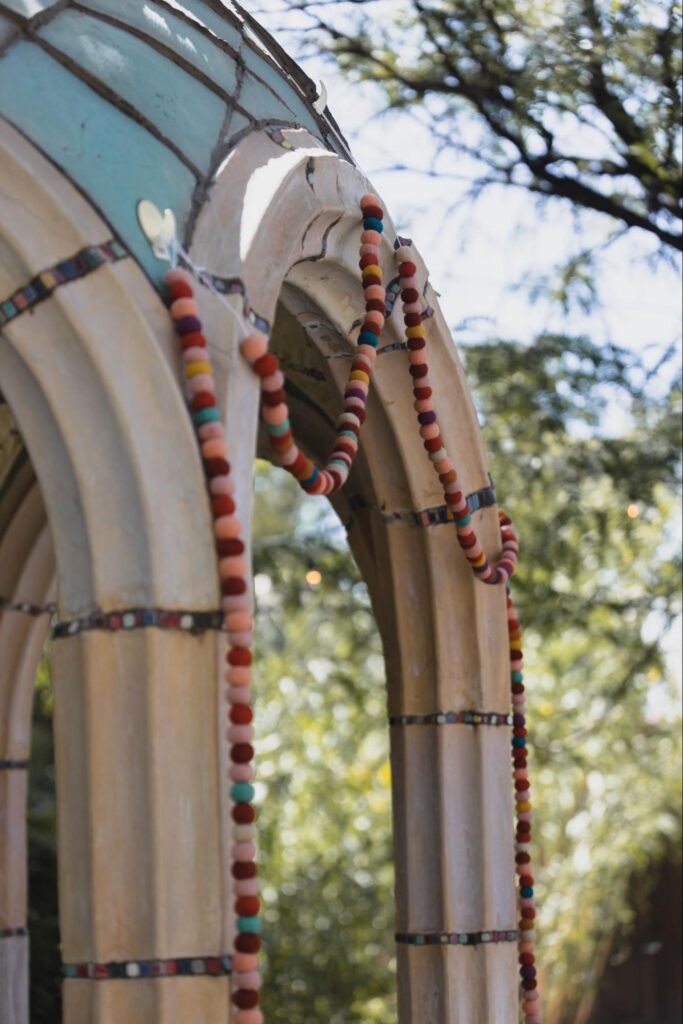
[62,955,232,980]
[53,607,226,639]
[389,711,513,727]
[0,927,27,939]
[0,241,128,329]
[0,759,29,770]
[346,478,497,529]
[396,930,519,947]
[176,256,271,336]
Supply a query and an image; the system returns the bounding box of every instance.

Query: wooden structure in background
[0,1,518,1020]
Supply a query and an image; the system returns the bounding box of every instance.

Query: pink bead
[202,439,228,460]
[233,1011,264,1024]
[171,297,199,319]
[227,725,254,743]
[182,346,208,364]
[308,477,327,495]
[228,630,253,648]
[357,344,378,362]
[219,556,248,577]
[364,284,385,301]
[222,594,251,613]
[210,475,235,496]
[440,460,456,477]
[360,243,380,258]
[364,310,384,329]
[360,191,381,208]
[401,275,418,290]
[519,942,535,954]
[420,423,439,438]
[241,333,269,361]
[403,301,421,313]
[187,374,215,395]
[233,954,259,974]
[279,445,300,467]
[214,516,242,539]
[262,404,288,426]
[165,268,193,286]
[234,878,260,897]
[227,612,253,631]
[344,396,365,413]
[350,380,369,396]
[197,422,224,440]
[515,769,529,780]
[232,841,256,861]
[361,229,382,246]
[519,811,533,822]
[234,971,262,990]
[408,349,427,365]
[226,667,252,686]
[261,370,285,392]
[227,685,252,705]
[230,763,255,782]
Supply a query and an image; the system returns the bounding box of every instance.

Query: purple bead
[418,412,437,425]
[513,714,526,726]
[521,965,537,980]
[344,387,366,401]
[176,315,203,335]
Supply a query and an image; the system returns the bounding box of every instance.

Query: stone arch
[0,12,520,1024]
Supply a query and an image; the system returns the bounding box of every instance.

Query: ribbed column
[52,628,232,1022]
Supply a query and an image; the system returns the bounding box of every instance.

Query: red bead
[204,457,231,478]
[363,204,384,220]
[290,452,307,475]
[232,803,256,824]
[366,299,386,314]
[520,954,535,966]
[228,647,252,667]
[361,320,380,336]
[231,744,254,764]
[253,353,279,377]
[233,989,260,1009]
[363,274,382,287]
[359,254,378,269]
[222,578,247,596]
[235,896,261,917]
[400,261,417,278]
[191,392,216,411]
[235,934,261,954]
[402,288,419,303]
[262,388,286,408]
[522,908,536,919]
[424,437,442,453]
[169,280,194,300]
[230,705,253,725]
[232,862,257,880]
[522,980,538,991]
[404,312,422,327]
[516,853,531,864]
[211,496,236,518]
[216,538,245,557]
[414,386,432,399]
[407,337,426,350]
[180,332,207,350]
[410,364,429,379]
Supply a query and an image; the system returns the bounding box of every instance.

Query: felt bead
[187,374,215,395]
[361,229,382,246]
[231,706,254,727]
[261,370,285,392]
[235,933,261,954]
[360,243,381,258]
[234,879,260,898]
[233,824,256,842]
[233,990,260,1010]
[237,916,262,934]
[233,954,259,973]
[175,315,203,336]
[231,745,254,764]
[214,516,242,539]
[403,300,422,313]
[211,477,235,499]
[235,896,261,917]
[234,970,262,990]
[364,284,385,302]
[232,841,257,862]
[170,297,199,319]
[230,763,256,782]
[241,333,269,361]
[399,261,417,278]
[228,725,254,744]
[395,245,413,263]
[360,192,382,209]
[401,275,418,291]
[233,1010,264,1024]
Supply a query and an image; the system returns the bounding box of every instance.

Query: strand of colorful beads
[394,242,541,1021]
[166,267,263,1024]
[164,196,387,1023]
[242,196,387,495]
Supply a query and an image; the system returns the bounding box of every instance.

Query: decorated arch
[0,2,538,1022]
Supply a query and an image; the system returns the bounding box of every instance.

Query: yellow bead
[517,801,532,813]
[510,640,523,651]
[406,325,426,339]
[362,265,382,279]
[350,370,370,384]
[185,361,213,378]
[472,554,487,568]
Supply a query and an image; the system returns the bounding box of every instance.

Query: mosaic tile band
[52,608,226,639]
[396,930,519,947]
[347,478,497,528]
[0,598,55,617]
[0,927,27,939]
[0,241,128,329]
[62,955,232,981]
[0,759,29,770]
[389,711,513,727]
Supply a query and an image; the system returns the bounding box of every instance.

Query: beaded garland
[165,195,541,1021]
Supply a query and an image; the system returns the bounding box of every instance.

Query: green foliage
[286,0,682,251]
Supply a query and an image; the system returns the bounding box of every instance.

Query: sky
[249,0,682,365]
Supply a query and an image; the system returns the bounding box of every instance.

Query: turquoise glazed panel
[0,0,62,18]
[241,46,322,137]
[80,0,241,98]
[223,110,251,148]
[161,0,243,52]
[0,13,18,45]
[0,42,197,285]
[39,10,227,175]
[238,74,301,126]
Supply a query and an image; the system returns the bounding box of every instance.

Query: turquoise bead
[456,514,472,527]
[301,466,319,486]
[521,887,534,899]
[266,419,290,436]
[359,331,379,347]
[363,216,384,233]
[513,737,527,748]
[194,407,221,425]
[231,783,255,803]
[237,916,261,934]
[512,671,524,683]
